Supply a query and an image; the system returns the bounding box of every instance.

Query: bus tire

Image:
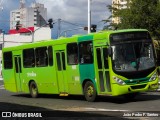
[84,81,97,102]
[29,81,38,98]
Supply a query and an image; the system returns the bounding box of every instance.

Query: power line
[61,20,85,27]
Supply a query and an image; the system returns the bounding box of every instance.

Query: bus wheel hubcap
[32,85,37,94]
[87,86,93,97]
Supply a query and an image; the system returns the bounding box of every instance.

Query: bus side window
[35,47,48,67]
[48,46,53,66]
[67,43,78,65]
[23,49,35,68]
[79,41,93,64]
[3,51,13,69]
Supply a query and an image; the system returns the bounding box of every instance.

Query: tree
[104,0,160,39]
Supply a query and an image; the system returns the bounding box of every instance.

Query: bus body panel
[67,64,82,95]
[93,33,113,95]
[78,35,97,92]
[12,50,23,92]
[110,69,159,96]
[2,29,159,100]
[3,69,17,92]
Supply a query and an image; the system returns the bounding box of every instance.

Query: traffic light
[84,24,97,32]
[16,21,20,30]
[91,24,97,32]
[48,18,54,28]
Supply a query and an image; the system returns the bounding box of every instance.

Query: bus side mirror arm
[108,47,112,57]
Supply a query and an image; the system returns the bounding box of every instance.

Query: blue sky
[0,0,112,38]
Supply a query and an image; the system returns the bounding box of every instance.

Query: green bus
[2,29,159,102]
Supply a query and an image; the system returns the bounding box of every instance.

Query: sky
[0,0,112,38]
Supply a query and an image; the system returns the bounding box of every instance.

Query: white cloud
[37,0,111,25]
[0,0,112,37]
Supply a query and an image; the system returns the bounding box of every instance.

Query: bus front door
[14,55,22,92]
[95,47,111,94]
[55,51,68,95]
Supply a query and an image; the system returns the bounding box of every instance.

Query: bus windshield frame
[109,31,156,79]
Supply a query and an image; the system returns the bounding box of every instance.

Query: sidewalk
[0,76,3,81]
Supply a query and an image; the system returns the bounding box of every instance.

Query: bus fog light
[149,72,157,81]
[113,76,126,85]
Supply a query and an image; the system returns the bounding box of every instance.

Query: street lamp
[16,21,34,43]
[15,19,54,43]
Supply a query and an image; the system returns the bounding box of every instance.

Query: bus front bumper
[111,79,159,96]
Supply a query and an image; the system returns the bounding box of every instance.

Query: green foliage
[105,0,160,38]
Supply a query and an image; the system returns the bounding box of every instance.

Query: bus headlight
[149,72,157,81]
[113,76,126,85]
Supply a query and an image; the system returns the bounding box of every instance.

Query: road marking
[0,85,4,89]
[57,107,129,112]
[85,107,129,111]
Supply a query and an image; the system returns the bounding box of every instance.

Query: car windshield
[112,42,155,72]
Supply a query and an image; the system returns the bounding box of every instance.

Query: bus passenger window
[23,49,35,68]
[3,51,13,69]
[48,46,53,66]
[79,41,93,64]
[67,43,78,65]
[35,47,48,67]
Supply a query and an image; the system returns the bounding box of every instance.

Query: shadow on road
[0,102,130,120]
[96,92,160,103]
[12,92,160,104]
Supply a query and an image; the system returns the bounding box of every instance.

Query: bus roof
[2,29,148,52]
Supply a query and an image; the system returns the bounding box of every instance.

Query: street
[0,79,160,120]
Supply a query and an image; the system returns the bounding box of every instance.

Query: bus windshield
[110,32,155,72]
[112,42,155,72]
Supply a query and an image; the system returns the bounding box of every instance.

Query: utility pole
[58,18,61,38]
[2,30,4,48]
[88,0,91,34]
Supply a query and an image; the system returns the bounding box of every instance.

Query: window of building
[3,52,13,69]
[79,41,93,64]
[67,43,78,65]
[23,48,35,68]
[35,47,48,67]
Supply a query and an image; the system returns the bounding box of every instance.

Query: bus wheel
[84,81,97,102]
[29,81,38,98]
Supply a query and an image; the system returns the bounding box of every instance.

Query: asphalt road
[0,80,160,120]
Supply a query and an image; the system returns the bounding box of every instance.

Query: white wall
[0,27,51,57]
[0,27,51,76]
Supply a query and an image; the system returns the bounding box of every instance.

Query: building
[10,2,47,29]
[0,2,51,75]
[112,0,128,24]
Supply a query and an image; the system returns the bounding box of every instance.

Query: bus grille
[131,84,147,89]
